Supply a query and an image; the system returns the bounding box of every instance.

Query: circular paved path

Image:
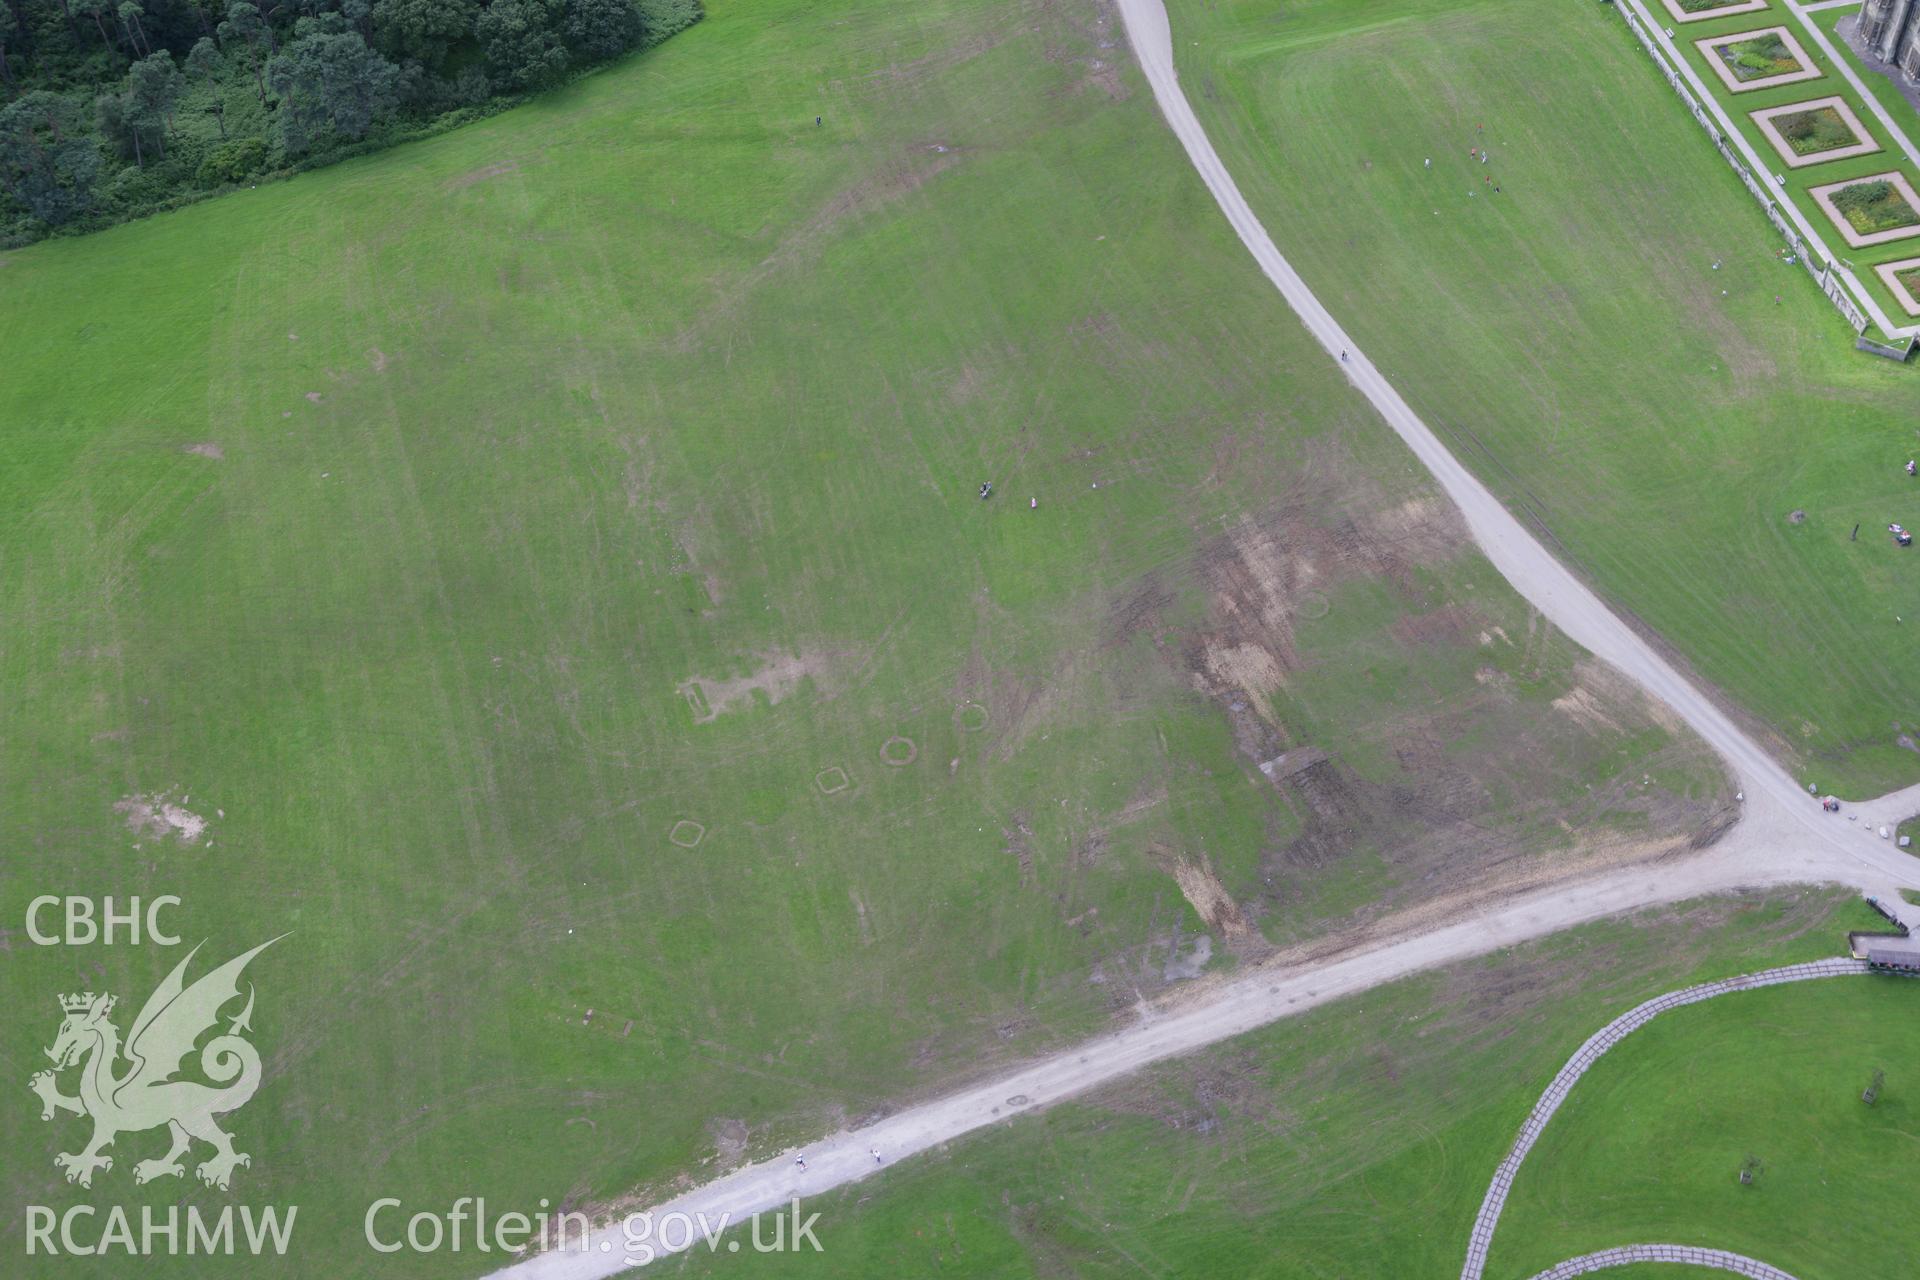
[1522,1244,1800,1279]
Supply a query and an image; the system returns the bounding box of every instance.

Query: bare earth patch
[444,160,520,191]
[1181,481,1469,757]
[1551,684,1623,736]
[183,442,224,459]
[1102,470,1727,945]
[673,146,963,351]
[705,1118,749,1171]
[114,792,209,844]
[679,652,832,723]
[1161,850,1256,941]
[1043,0,1132,99]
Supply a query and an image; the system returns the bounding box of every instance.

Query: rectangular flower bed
[1660,0,1767,24]
[1809,171,1920,247]
[1696,27,1823,92]
[1751,96,1880,168]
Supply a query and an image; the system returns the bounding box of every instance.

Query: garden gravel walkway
[1521,1244,1803,1279]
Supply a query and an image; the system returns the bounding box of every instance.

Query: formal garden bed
[1875,258,1920,316]
[1810,171,1920,246]
[1752,96,1880,167]
[1697,27,1824,91]
[1660,0,1767,24]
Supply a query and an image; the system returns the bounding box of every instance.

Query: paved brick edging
[1459,958,1899,1280]
[1521,1243,1802,1278]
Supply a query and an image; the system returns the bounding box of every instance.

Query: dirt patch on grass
[1108,470,1726,939]
[705,1117,749,1171]
[789,149,963,253]
[1094,1040,1277,1133]
[1073,782,1166,869]
[1563,657,1687,738]
[1392,603,1480,647]
[114,792,208,844]
[948,632,1084,763]
[949,363,988,404]
[1370,495,1466,547]
[183,442,224,460]
[1171,478,1468,759]
[867,31,1007,86]
[444,160,519,191]
[1201,641,1289,719]
[1267,758,1372,870]
[1108,572,1175,645]
[679,652,832,723]
[1551,683,1623,736]
[1183,514,1309,723]
[1158,848,1254,940]
[673,146,963,352]
[1042,0,1131,100]
[1003,813,1037,885]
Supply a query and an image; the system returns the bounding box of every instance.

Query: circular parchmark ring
[957,702,989,732]
[880,736,918,767]
[1297,592,1331,620]
[668,819,706,848]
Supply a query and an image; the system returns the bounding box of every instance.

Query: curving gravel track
[1519,1244,1804,1279]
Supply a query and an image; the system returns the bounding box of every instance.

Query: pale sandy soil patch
[1162,850,1255,940]
[114,792,209,844]
[679,652,832,723]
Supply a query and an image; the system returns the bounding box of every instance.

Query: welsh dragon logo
[29,937,282,1190]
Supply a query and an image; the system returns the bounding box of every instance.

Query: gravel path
[1520,1244,1804,1279]
[482,4,1920,1274]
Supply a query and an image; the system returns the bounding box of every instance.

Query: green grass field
[679,889,1905,1278]
[1489,972,1920,1278]
[1166,0,1920,796]
[0,0,1731,1273]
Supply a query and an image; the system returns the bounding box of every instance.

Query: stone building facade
[1859,0,1920,83]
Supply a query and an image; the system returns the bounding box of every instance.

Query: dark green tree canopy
[0,0,703,242]
[474,0,567,91]
[560,0,636,62]
[267,28,401,151]
[0,90,101,224]
[370,0,475,68]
